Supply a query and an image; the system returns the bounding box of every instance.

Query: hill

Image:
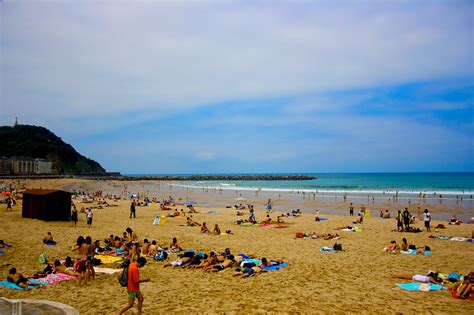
[0,124,106,174]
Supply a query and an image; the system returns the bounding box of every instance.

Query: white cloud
[1,1,472,133]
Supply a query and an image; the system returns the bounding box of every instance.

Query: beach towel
[94,255,123,264]
[450,237,470,242]
[259,224,289,229]
[319,247,334,253]
[342,227,363,232]
[241,259,261,266]
[319,218,329,221]
[44,241,57,246]
[0,250,5,254]
[39,273,75,285]
[238,253,250,260]
[396,283,445,291]
[152,215,167,225]
[263,262,288,271]
[94,267,122,274]
[0,279,43,290]
[207,210,219,214]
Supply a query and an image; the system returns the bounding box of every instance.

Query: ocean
[126,172,474,198]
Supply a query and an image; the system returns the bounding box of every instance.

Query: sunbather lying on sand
[233,266,264,278]
[163,257,192,268]
[7,268,42,290]
[384,241,400,253]
[205,255,234,272]
[53,259,77,276]
[391,271,441,283]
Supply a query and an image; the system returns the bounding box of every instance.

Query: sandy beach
[1,178,473,314]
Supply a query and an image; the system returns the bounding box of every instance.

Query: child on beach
[43,232,55,245]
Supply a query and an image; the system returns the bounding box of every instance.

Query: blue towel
[0,250,5,254]
[396,283,445,291]
[319,248,334,253]
[238,253,250,259]
[44,241,57,246]
[263,262,288,271]
[243,259,261,265]
[0,279,43,290]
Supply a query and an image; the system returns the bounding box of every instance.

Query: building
[0,157,12,175]
[1,157,53,175]
[34,158,52,174]
[22,189,71,221]
[11,157,35,174]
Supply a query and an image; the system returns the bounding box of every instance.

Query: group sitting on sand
[384,238,431,255]
[162,247,284,277]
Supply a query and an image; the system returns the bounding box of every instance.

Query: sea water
[142,172,474,198]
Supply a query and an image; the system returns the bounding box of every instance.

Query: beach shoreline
[0,178,473,314]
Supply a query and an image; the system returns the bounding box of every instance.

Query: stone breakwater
[0,174,316,181]
[116,175,316,181]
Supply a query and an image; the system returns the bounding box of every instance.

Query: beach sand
[0,179,473,314]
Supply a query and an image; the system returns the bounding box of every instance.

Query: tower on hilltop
[13,116,18,127]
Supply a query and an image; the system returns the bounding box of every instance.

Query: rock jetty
[0,174,316,181]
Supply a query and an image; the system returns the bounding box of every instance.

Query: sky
[1,0,473,174]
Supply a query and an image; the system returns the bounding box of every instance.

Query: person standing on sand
[86,208,93,228]
[6,197,13,211]
[130,200,136,218]
[118,257,150,315]
[71,207,78,227]
[396,210,403,232]
[349,203,354,216]
[402,208,410,231]
[423,209,431,232]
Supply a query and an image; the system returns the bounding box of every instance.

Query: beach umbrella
[183,200,197,205]
[235,197,247,202]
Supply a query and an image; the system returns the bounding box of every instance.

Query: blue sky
[1,1,473,173]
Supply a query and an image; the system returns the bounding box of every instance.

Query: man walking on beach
[118,257,150,315]
[130,200,136,218]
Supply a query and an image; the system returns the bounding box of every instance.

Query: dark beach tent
[22,189,71,221]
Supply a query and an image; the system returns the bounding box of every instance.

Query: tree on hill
[0,124,105,174]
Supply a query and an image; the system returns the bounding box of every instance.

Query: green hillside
[0,124,105,174]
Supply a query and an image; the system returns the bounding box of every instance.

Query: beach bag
[118,265,129,287]
[93,258,102,266]
[409,244,416,250]
[154,250,168,261]
[448,273,461,282]
[295,232,304,238]
[333,243,342,251]
[39,253,48,264]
